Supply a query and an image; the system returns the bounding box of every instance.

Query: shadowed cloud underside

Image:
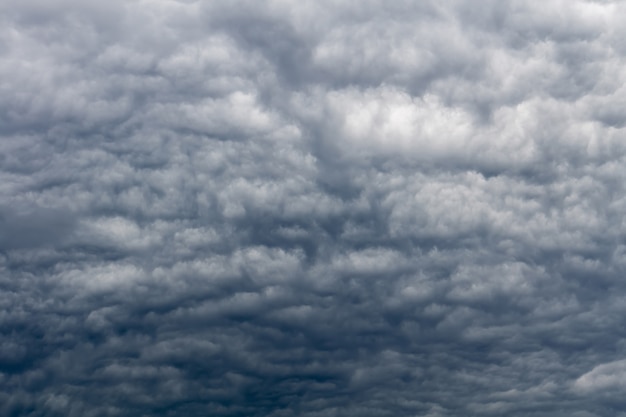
[2,1,626,416]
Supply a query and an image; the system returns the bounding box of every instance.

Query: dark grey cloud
[2,0,626,416]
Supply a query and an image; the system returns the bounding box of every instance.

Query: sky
[2,0,626,416]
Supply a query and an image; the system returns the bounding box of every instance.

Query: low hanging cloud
[2,0,626,416]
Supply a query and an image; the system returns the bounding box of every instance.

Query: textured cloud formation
[2,0,626,416]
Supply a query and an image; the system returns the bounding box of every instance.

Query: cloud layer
[2,1,626,416]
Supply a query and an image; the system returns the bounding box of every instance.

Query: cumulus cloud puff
[2,0,626,416]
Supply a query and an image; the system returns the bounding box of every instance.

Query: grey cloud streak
[2,0,626,416]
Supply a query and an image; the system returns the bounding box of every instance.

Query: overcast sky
[2,0,626,416]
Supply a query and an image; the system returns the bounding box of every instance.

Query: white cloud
[3,0,626,416]
[574,360,626,393]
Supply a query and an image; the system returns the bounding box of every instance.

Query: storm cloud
[2,0,626,416]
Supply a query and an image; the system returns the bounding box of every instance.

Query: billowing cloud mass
[2,0,626,416]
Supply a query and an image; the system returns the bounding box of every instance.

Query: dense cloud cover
[2,0,626,415]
